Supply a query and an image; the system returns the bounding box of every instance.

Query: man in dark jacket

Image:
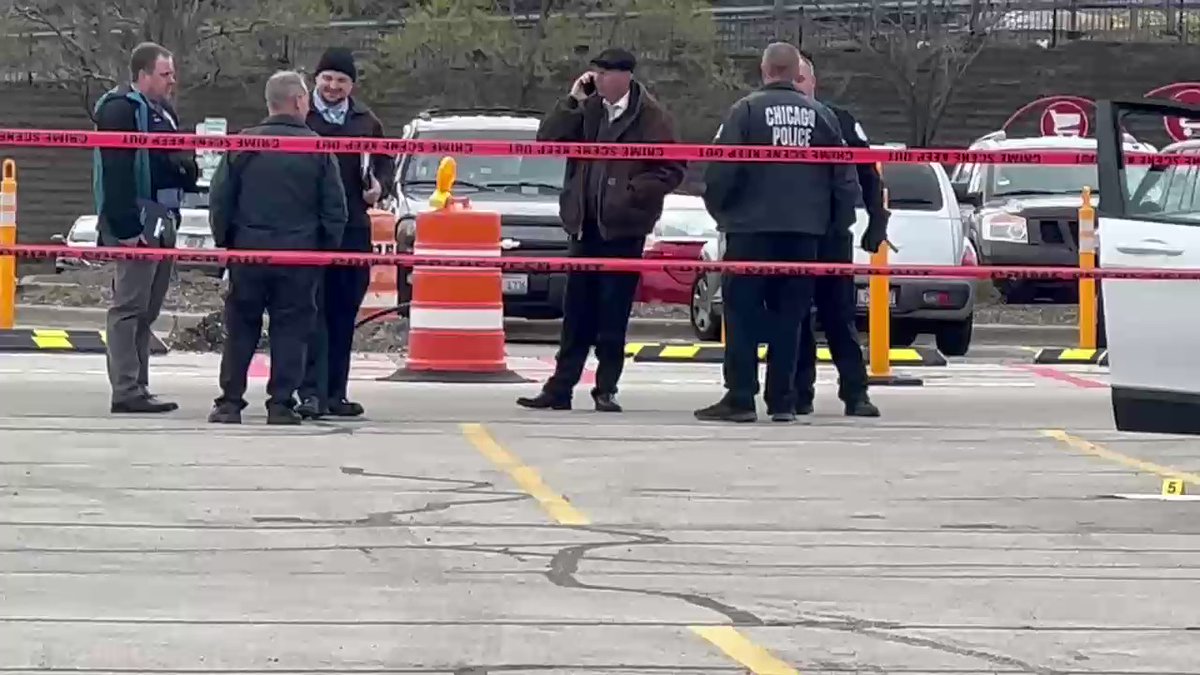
[207,71,348,425]
[93,41,199,414]
[516,48,686,413]
[792,49,883,418]
[695,42,862,424]
[297,47,396,420]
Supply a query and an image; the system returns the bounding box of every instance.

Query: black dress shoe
[769,411,797,423]
[207,404,242,424]
[516,392,571,410]
[794,402,814,415]
[326,399,364,417]
[845,399,881,417]
[112,396,178,414]
[592,393,622,413]
[267,406,302,425]
[296,397,324,420]
[694,400,757,423]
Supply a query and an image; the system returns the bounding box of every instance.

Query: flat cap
[590,48,636,72]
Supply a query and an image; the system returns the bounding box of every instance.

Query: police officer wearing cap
[516,47,685,413]
[297,47,396,420]
[791,49,884,418]
[695,42,861,424]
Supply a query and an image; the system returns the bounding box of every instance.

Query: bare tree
[813,0,1012,146]
[2,0,326,114]
[378,0,742,115]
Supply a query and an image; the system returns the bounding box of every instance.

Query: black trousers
[217,264,320,409]
[543,233,645,399]
[300,227,371,405]
[722,232,820,412]
[795,232,869,406]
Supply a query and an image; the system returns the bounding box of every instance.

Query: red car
[636,193,719,305]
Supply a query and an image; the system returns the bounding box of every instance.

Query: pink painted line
[248,354,270,379]
[1011,363,1107,389]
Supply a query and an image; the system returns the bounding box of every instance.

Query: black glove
[861,209,890,254]
[170,151,200,190]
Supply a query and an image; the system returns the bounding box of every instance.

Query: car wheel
[690,274,721,342]
[935,314,974,357]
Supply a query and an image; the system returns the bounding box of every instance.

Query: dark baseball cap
[590,48,636,72]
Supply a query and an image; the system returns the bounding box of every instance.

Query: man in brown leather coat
[517,48,685,413]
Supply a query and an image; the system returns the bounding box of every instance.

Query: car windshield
[656,207,718,238]
[987,159,1150,198]
[401,127,565,194]
[878,163,943,211]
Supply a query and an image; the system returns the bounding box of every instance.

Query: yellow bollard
[428,156,457,209]
[0,159,16,330]
[867,163,891,380]
[1077,185,1097,350]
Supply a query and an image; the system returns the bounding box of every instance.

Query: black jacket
[209,115,347,252]
[94,86,198,242]
[703,81,861,237]
[306,96,396,232]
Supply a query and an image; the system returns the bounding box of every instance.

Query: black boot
[326,399,364,417]
[694,398,757,423]
[516,391,571,411]
[207,403,242,424]
[267,405,302,425]
[296,396,324,420]
[845,398,881,417]
[794,401,815,415]
[592,392,622,413]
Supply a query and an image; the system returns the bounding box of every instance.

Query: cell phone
[582,76,596,96]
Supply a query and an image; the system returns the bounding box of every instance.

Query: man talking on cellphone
[516,48,685,413]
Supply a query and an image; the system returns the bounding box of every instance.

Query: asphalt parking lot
[1,347,1197,674]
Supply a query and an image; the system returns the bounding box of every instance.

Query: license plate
[502,273,528,295]
[856,288,897,307]
[183,235,205,248]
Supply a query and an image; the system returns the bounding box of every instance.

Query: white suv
[692,158,978,356]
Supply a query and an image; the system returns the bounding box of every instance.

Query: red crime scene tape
[1,128,1198,166]
[5,244,1200,281]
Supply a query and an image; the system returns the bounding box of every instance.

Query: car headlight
[981,213,1028,243]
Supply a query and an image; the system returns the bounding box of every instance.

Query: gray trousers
[105,258,174,403]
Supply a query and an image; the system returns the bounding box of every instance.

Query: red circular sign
[1040,100,1090,137]
[1163,87,1200,142]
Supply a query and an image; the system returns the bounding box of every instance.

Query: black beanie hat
[316,47,357,82]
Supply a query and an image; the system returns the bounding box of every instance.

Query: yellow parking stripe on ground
[460,422,590,526]
[460,423,801,673]
[690,626,800,675]
[1042,430,1200,485]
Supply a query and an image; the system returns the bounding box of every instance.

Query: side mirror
[50,234,65,244]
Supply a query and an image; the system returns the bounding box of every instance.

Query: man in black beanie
[297,47,396,420]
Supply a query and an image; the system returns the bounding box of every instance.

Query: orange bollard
[0,159,16,330]
[358,208,400,324]
[382,157,528,383]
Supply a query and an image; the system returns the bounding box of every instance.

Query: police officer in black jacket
[792,50,884,418]
[696,42,862,424]
[206,71,348,425]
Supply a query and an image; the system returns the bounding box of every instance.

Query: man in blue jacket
[792,49,883,418]
[93,42,198,414]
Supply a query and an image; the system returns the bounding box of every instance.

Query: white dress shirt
[603,91,630,122]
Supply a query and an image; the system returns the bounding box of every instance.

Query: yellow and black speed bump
[0,329,168,354]
[1033,348,1107,365]
[625,342,947,366]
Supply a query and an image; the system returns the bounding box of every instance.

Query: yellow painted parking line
[690,626,800,674]
[1042,429,1200,485]
[460,423,800,673]
[460,422,589,526]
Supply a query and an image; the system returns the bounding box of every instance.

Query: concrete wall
[3,41,1199,254]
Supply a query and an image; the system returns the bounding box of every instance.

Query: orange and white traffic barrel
[382,157,527,383]
[359,208,400,323]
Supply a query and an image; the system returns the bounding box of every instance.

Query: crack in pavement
[251,494,531,527]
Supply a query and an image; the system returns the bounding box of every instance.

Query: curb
[0,329,169,354]
[625,342,947,366]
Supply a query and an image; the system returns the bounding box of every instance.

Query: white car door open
[1096,99,1200,435]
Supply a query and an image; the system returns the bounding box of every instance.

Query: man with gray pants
[93,42,198,413]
